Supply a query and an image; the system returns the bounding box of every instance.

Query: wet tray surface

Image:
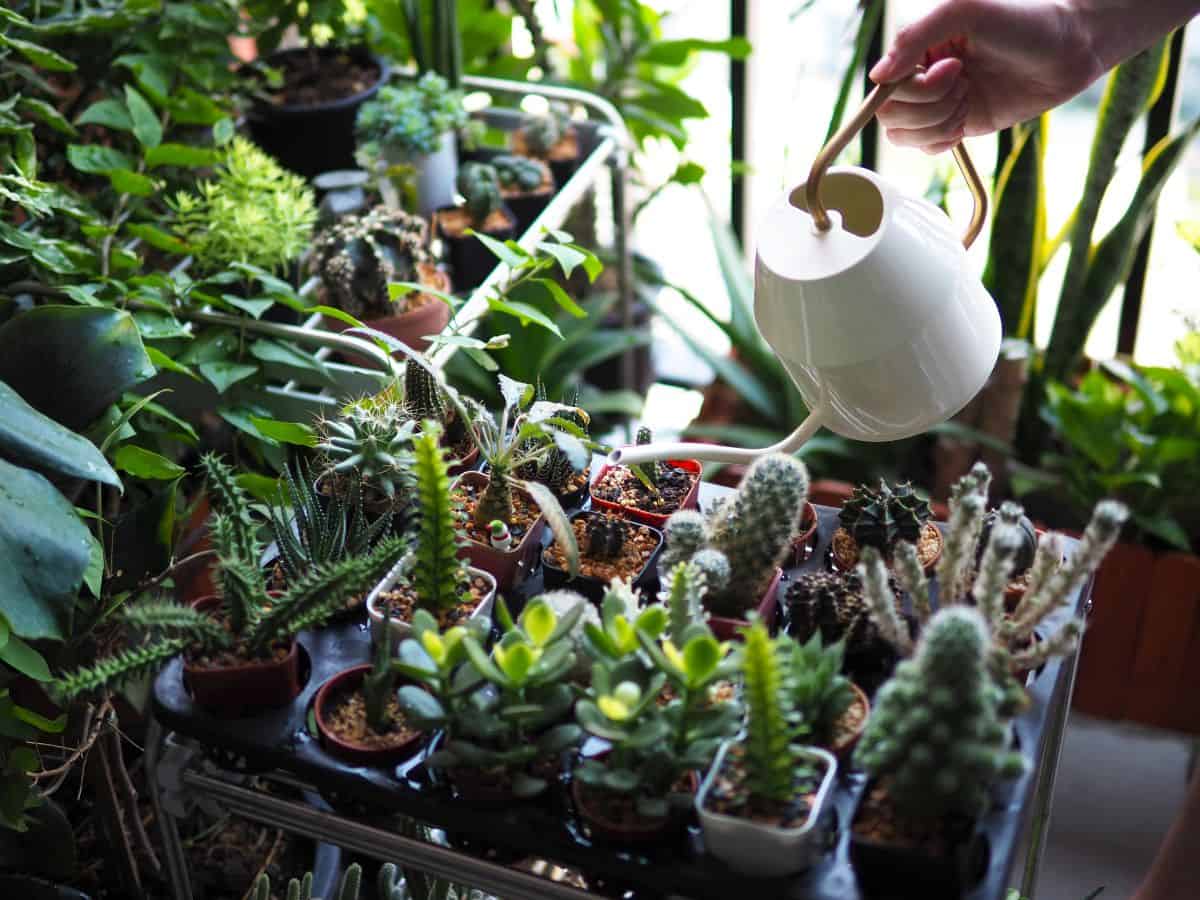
[153,483,1088,899]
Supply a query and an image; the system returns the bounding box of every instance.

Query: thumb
[870,1,978,83]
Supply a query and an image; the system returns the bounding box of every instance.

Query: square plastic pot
[453,471,545,589]
[542,511,663,603]
[364,553,497,644]
[589,458,702,528]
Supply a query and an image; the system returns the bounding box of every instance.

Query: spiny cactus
[785,570,885,653]
[527,387,589,496]
[839,480,932,556]
[493,153,545,192]
[520,111,566,157]
[635,426,662,487]
[855,607,1026,821]
[408,423,472,614]
[690,548,731,597]
[363,608,398,733]
[661,561,706,645]
[311,205,433,319]
[404,359,448,425]
[936,466,990,603]
[585,514,627,560]
[979,503,1039,576]
[740,620,806,803]
[659,509,706,573]
[251,863,363,900]
[457,161,503,223]
[317,404,418,501]
[377,863,407,900]
[55,638,191,701]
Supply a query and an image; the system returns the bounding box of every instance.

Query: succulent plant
[251,863,363,900]
[520,110,567,157]
[785,570,888,653]
[317,403,418,501]
[979,504,1039,576]
[363,609,399,734]
[788,633,855,748]
[404,359,448,425]
[355,72,468,158]
[635,425,663,487]
[406,423,473,615]
[855,607,1026,822]
[311,205,433,319]
[659,509,707,573]
[839,480,932,555]
[585,514,626,560]
[523,386,590,497]
[664,454,809,618]
[457,161,503,224]
[493,153,545,192]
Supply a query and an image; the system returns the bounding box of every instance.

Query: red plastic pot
[589,458,702,528]
[790,502,821,565]
[454,471,544,589]
[314,665,424,766]
[707,568,783,642]
[183,596,303,716]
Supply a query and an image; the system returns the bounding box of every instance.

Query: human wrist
[1069,0,1197,72]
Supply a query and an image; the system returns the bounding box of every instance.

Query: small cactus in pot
[832,479,942,573]
[436,162,517,289]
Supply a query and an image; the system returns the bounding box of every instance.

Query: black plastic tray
[153,482,1088,899]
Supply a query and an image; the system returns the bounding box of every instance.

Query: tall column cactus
[404,359,447,425]
[855,607,1026,821]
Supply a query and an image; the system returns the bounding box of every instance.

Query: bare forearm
[1072,0,1199,70]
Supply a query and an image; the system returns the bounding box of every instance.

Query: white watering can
[611,71,1001,468]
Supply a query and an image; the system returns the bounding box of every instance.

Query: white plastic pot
[365,552,496,644]
[387,131,457,218]
[696,741,838,877]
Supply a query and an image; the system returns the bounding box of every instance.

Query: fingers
[870,0,980,83]
[886,57,963,102]
[884,96,969,152]
[878,74,969,129]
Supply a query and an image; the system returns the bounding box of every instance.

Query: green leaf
[213,117,235,145]
[249,339,332,382]
[124,85,161,149]
[0,458,91,640]
[0,381,120,487]
[0,635,51,682]
[0,306,155,431]
[247,416,317,447]
[220,294,274,319]
[167,87,227,126]
[470,229,526,268]
[536,241,587,278]
[198,361,258,394]
[114,53,170,103]
[308,305,365,329]
[640,37,751,66]
[67,144,134,175]
[485,298,562,338]
[108,168,156,196]
[125,222,189,255]
[532,278,586,318]
[113,445,184,480]
[145,143,219,169]
[0,35,76,72]
[82,529,103,598]
[145,346,200,381]
[17,98,76,136]
[76,99,133,131]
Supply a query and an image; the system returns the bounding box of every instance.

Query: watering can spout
[606,409,825,468]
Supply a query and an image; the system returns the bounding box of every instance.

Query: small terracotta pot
[454,471,544,589]
[571,772,699,845]
[707,568,783,642]
[589,458,702,528]
[314,664,424,766]
[446,445,479,478]
[829,682,871,760]
[183,596,303,716]
[325,300,452,368]
[790,502,821,565]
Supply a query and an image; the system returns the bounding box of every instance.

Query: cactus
[857,547,914,656]
[585,514,627,560]
[377,863,407,900]
[408,423,472,614]
[520,111,565,157]
[457,161,503,224]
[979,503,1039,576]
[317,404,418,501]
[784,570,885,653]
[337,863,362,900]
[700,454,810,616]
[855,607,1026,822]
[311,205,432,319]
[661,561,706,645]
[659,509,706,573]
[363,608,398,734]
[404,359,448,425]
[739,620,806,804]
[493,153,545,192]
[839,480,932,556]
[635,426,662,487]
[689,548,731,597]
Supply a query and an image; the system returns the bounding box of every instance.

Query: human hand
[870,0,1103,154]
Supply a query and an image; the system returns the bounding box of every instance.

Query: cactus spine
[404,360,447,424]
[855,607,1026,821]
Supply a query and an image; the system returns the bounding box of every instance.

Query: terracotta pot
[571,772,699,846]
[183,596,303,716]
[446,445,480,478]
[324,299,452,368]
[589,458,702,528]
[829,682,871,760]
[541,511,663,603]
[707,568,783,642]
[790,502,821,565]
[314,665,424,766]
[453,471,544,589]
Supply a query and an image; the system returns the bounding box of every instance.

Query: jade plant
[310,205,435,319]
[787,634,855,748]
[268,456,393,587]
[838,479,933,558]
[169,136,317,274]
[456,161,503,225]
[857,463,1128,702]
[55,456,406,700]
[396,597,585,797]
[661,454,810,618]
[854,607,1026,822]
[316,399,418,503]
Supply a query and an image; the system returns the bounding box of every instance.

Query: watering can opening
[788,172,885,239]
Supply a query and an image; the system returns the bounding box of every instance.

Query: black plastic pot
[245,47,389,179]
[542,511,663,603]
[435,205,518,291]
[848,783,989,898]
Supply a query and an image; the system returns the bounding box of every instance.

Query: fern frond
[55,638,189,700]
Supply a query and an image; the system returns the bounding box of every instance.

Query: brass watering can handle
[805,67,988,250]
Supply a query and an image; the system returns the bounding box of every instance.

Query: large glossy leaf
[0,458,91,640]
[0,306,154,430]
[0,381,119,487]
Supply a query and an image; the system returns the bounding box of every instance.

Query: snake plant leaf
[1045,39,1171,381]
[0,458,91,640]
[0,306,154,431]
[983,116,1047,340]
[0,382,119,487]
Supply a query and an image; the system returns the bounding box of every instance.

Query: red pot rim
[313,664,425,765]
[589,458,702,527]
[707,568,783,641]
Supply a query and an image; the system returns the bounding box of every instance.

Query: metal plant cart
[146,490,1091,900]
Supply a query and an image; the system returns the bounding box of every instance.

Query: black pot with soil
[435,204,518,292]
[245,46,389,178]
[542,510,663,603]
